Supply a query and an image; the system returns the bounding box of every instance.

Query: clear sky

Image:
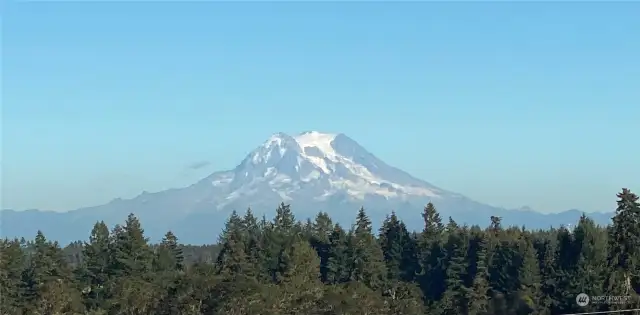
[3,2,639,213]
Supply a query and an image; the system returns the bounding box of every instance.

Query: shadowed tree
[0,238,26,314]
[606,189,640,310]
[79,221,112,311]
[348,207,387,291]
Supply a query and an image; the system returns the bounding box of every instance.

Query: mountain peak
[250,131,343,171]
[243,132,299,166]
[298,130,337,136]
[294,131,338,160]
[218,131,442,207]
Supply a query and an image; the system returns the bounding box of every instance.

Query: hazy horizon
[4,2,639,213]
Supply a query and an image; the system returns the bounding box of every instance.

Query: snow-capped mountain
[1,131,614,245]
[205,131,446,210]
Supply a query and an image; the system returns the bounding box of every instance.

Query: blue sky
[3,2,639,213]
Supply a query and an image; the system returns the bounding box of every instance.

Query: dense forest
[1,189,639,315]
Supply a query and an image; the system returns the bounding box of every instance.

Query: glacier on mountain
[210,131,442,209]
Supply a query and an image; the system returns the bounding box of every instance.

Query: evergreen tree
[273,202,296,233]
[326,223,351,284]
[348,207,387,291]
[383,280,425,315]
[606,188,640,310]
[110,214,154,277]
[151,231,185,315]
[0,238,25,314]
[218,210,245,244]
[259,203,298,283]
[216,221,253,277]
[515,233,540,314]
[533,237,556,314]
[570,215,608,312]
[21,231,83,314]
[243,208,267,282]
[467,227,490,315]
[80,221,112,311]
[440,224,470,315]
[108,214,157,314]
[310,211,333,283]
[488,237,519,310]
[155,231,184,272]
[416,202,447,310]
[269,238,324,314]
[379,212,415,282]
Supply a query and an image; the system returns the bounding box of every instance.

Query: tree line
[1,189,639,315]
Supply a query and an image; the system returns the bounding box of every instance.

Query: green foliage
[1,189,639,314]
[348,207,387,291]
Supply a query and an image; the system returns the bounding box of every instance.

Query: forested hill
[1,189,639,315]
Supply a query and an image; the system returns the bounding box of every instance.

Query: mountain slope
[202,131,449,209]
[1,131,614,244]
